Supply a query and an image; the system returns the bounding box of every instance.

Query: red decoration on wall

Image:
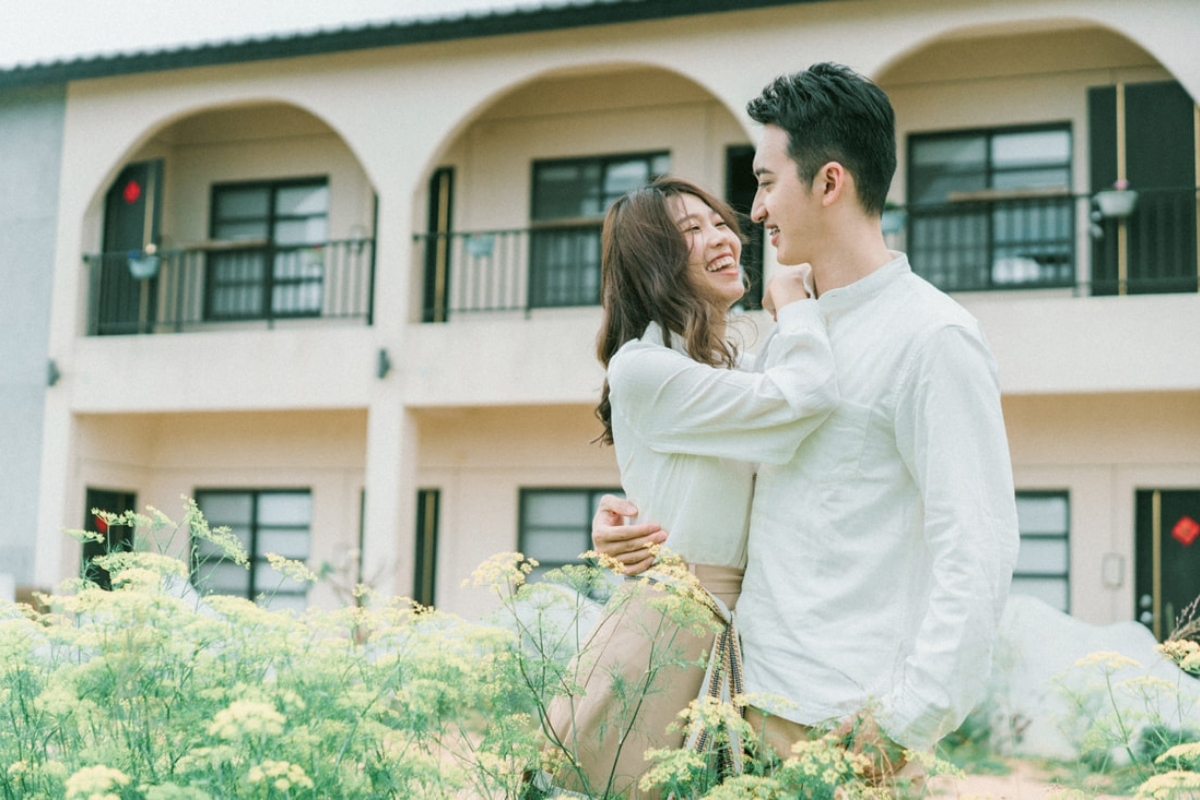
[123,179,142,204]
[94,514,109,534]
[1172,515,1200,547]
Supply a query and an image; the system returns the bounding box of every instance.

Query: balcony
[84,238,375,335]
[891,186,1198,295]
[415,223,604,322]
[414,187,1198,322]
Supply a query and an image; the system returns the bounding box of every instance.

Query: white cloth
[607,300,838,569]
[737,254,1020,751]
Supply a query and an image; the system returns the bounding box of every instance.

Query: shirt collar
[817,251,910,309]
[640,321,691,357]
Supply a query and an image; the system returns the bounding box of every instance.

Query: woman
[541,177,838,798]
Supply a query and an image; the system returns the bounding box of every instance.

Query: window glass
[258,492,313,526]
[1016,493,1069,534]
[207,179,328,320]
[274,218,328,246]
[193,489,312,611]
[1010,491,1070,612]
[907,126,1073,290]
[276,184,329,216]
[215,188,270,221]
[992,130,1070,169]
[519,488,623,590]
[530,153,669,307]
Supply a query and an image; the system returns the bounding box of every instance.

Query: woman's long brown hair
[595,176,745,445]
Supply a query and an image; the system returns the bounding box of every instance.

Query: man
[592,62,1020,779]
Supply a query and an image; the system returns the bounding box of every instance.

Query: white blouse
[606,300,838,569]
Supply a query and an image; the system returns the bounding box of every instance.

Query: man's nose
[750,190,766,224]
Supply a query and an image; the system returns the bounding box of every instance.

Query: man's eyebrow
[753,167,772,177]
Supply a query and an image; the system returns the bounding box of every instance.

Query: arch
[870,14,1197,106]
[411,59,748,196]
[82,97,377,233]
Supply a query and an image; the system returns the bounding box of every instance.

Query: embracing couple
[541,63,1020,798]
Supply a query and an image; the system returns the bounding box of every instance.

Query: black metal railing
[890,186,1199,295]
[413,187,1198,322]
[84,238,375,335]
[416,225,602,322]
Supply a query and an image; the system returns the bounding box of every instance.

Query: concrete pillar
[360,399,419,601]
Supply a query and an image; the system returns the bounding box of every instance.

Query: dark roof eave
[0,0,829,89]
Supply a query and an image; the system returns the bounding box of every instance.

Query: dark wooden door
[82,488,136,589]
[1135,489,1200,640]
[98,160,162,334]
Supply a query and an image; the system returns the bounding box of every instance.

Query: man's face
[751,123,820,267]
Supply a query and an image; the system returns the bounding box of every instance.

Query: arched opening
[876,22,1197,298]
[410,63,762,323]
[84,102,378,335]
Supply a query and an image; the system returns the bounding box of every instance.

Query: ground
[935,760,1130,799]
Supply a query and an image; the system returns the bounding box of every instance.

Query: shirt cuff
[875,684,949,752]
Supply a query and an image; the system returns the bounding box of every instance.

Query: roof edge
[0,0,827,89]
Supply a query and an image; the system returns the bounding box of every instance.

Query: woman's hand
[591,495,668,575]
[763,262,814,319]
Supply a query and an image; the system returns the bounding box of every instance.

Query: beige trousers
[742,707,925,793]
[544,564,742,799]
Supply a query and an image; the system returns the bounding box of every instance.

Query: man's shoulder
[890,269,980,334]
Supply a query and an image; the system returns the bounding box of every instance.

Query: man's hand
[591,494,667,576]
[831,712,906,785]
[762,262,814,320]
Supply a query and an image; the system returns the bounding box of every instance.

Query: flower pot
[1094,189,1138,218]
[128,254,160,280]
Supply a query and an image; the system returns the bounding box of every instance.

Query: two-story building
[1,0,1198,632]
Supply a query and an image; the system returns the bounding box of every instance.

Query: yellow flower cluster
[64,764,131,800]
[788,732,871,784]
[465,551,537,590]
[1158,638,1200,674]
[265,552,318,585]
[247,759,314,791]
[1136,769,1200,799]
[207,700,286,741]
[1073,651,1143,671]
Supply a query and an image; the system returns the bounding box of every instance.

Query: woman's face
[670,193,744,308]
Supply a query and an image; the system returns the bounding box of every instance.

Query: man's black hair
[747,62,896,216]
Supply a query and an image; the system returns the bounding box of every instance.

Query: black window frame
[1010,489,1071,613]
[517,487,623,581]
[906,123,1075,292]
[528,151,670,309]
[192,488,313,610]
[205,176,330,321]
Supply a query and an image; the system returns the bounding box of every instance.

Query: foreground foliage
[15,499,1194,798]
[0,502,543,799]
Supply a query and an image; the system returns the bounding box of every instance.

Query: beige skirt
[543,563,743,799]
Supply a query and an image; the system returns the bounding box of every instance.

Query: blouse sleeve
[607,299,838,466]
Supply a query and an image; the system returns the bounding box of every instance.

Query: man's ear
[815,161,848,207]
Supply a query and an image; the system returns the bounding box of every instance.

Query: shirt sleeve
[607,299,838,466]
[879,323,1021,751]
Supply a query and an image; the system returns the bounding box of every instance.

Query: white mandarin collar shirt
[737,254,1020,751]
[607,299,838,569]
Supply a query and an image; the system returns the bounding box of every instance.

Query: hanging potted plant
[127,243,160,280]
[1093,179,1139,218]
